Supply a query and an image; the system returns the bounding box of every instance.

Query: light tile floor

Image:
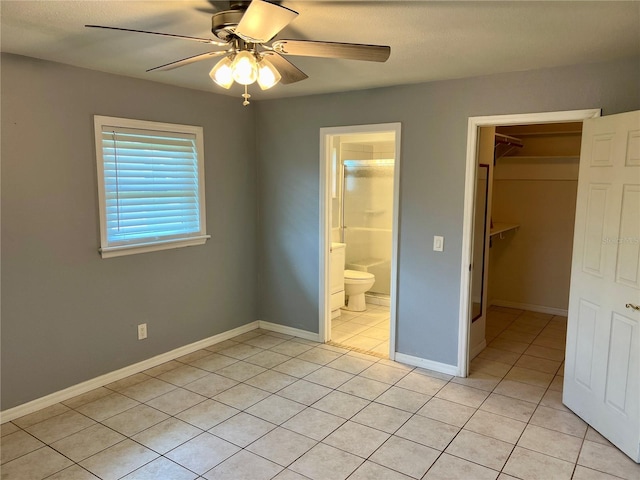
[2,307,639,479]
[331,304,390,356]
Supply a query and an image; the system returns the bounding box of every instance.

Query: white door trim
[458,109,601,377]
[319,123,402,359]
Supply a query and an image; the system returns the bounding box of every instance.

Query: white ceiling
[2,1,639,101]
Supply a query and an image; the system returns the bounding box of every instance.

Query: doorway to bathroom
[319,123,401,359]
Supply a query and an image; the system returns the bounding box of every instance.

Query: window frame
[94,115,209,258]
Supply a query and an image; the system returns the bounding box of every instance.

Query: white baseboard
[258,321,320,342]
[490,299,568,317]
[394,352,459,376]
[0,321,260,423]
[365,294,390,307]
[469,340,487,361]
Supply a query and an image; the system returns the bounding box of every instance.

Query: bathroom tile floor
[2,307,639,479]
[331,303,390,356]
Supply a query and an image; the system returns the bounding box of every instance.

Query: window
[94,115,209,258]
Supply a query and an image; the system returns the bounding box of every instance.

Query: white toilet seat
[344,270,375,283]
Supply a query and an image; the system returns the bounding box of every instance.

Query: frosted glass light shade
[209,57,234,89]
[257,57,281,90]
[231,51,258,85]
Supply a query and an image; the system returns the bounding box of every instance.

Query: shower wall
[339,141,395,296]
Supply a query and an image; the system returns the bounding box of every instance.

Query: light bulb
[257,57,281,90]
[231,51,258,85]
[209,57,234,89]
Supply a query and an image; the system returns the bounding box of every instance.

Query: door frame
[457,109,601,377]
[319,123,402,358]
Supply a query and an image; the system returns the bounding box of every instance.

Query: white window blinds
[94,116,208,258]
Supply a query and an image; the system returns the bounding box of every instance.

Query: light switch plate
[433,236,444,252]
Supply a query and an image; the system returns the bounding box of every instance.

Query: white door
[564,110,640,462]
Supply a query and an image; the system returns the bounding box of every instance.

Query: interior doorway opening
[469,121,584,364]
[461,109,640,462]
[458,109,600,376]
[319,123,401,359]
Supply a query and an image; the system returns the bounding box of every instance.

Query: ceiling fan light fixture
[92,0,390,106]
[209,56,234,89]
[231,50,258,85]
[257,57,281,90]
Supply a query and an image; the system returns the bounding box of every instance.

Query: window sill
[99,235,210,259]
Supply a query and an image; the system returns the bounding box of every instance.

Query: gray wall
[255,56,640,366]
[2,53,639,409]
[1,54,257,409]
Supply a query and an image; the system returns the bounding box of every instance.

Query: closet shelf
[506,130,582,136]
[490,223,519,239]
[499,155,579,161]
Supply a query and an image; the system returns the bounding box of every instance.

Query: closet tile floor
[2,307,639,480]
[331,304,390,356]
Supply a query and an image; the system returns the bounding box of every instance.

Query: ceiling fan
[86,0,391,105]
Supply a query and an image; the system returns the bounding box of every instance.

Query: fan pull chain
[242,85,251,106]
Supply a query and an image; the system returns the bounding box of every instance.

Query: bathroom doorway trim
[458,109,600,377]
[319,123,402,358]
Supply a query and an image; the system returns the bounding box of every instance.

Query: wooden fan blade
[263,52,308,84]
[272,40,390,62]
[235,0,298,43]
[146,51,229,72]
[85,25,227,46]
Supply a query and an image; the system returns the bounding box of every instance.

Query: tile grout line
[472,308,572,477]
[4,310,634,480]
[34,338,399,478]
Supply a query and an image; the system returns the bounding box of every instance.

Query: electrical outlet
[138,323,147,340]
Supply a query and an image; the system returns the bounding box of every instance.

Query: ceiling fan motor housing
[212,1,251,41]
[211,10,244,41]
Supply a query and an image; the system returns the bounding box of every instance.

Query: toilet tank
[330,243,346,294]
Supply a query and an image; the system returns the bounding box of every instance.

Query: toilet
[344,269,376,312]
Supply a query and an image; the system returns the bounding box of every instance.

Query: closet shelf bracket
[490,223,520,241]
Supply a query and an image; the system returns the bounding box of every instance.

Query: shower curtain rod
[343,159,395,167]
